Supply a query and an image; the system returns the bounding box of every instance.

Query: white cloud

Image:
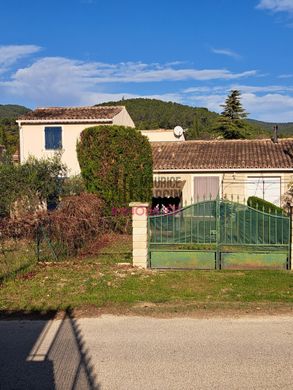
[229,84,293,93]
[183,84,293,95]
[257,0,293,13]
[0,45,41,70]
[211,48,241,59]
[0,54,257,106]
[242,92,293,121]
[1,44,292,122]
[184,89,293,122]
[278,73,293,78]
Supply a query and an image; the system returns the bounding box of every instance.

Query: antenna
[174,126,183,138]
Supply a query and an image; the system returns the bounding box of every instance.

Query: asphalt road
[1,315,293,389]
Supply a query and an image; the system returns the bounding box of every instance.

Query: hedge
[77,125,153,212]
[247,196,285,215]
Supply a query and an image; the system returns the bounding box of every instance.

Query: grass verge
[0,261,292,317]
[1,236,293,316]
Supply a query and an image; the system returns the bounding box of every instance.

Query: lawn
[0,235,293,316]
[0,239,36,283]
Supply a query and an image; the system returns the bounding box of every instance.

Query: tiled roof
[19,106,124,121]
[151,139,293,170]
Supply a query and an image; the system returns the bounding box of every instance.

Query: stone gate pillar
[129,202,149,269]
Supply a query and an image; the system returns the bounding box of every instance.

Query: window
[45,127,62,150]
[246,177,281,206]
[193,176,219,202]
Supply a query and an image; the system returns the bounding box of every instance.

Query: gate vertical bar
[216,197,221,270]
[288,204,293,271]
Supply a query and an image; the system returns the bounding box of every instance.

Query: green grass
[0,241,293,314]
[1,266,292,312]
[0,240,36,283]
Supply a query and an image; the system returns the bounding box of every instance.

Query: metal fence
[148,199,291,270]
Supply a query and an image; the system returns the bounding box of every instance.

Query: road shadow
[0,309,99,389]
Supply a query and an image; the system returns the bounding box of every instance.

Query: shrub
[0,155,67,217]
[61,175,86,197]
[247,196,285,215]
[1,194,105,256]
[77,125,153,213]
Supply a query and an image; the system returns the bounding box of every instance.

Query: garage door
[246,177,281,206]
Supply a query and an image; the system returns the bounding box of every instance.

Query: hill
[0,105,31,154]
[99,98,218,139]
[98,98,270,139]
[0,104,30,119]
[248,119,293,137]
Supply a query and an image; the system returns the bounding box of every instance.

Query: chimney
[272,125,279,143]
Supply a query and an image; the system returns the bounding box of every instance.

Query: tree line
[100,91,270,139]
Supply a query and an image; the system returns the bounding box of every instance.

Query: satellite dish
[174,126,184,138]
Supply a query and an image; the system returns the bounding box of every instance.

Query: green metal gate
[148,199,291,270]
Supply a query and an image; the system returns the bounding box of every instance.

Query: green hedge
[77,125,153,212]
[247,196,285,215]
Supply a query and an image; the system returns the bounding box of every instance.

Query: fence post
[129,202,149,269]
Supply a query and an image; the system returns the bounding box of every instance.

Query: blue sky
[1,0,293,121]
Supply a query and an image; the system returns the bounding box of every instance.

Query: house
[140,129,185,142]
[151,138,293,208]
[17,106,185,174]
[17,106,135,175]
[17,106,293,208]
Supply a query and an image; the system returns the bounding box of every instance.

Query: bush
[61,175,86,197]
[77,125,153,213]
[0,155,67,217]
[247,196,285,215]
[0,193,131,258]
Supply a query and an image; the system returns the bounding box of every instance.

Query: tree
[220,90,248,120]
[212,90,253,139]
[77,125,153,213]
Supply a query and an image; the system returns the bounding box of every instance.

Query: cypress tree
[220,90,248,120]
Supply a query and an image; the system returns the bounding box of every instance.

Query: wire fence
[0,213,132,281]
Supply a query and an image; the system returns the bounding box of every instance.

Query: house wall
[153,171,293,207]
[19,123,105,175]
[112,107,135,128]
[19,109,135,175]
[141,130,185,142]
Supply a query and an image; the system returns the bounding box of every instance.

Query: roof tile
[19,106,124,121]
[151,139,293,170]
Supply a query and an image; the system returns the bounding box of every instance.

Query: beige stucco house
[17,106,135,175]
[17,106,185,175]
[141,129,185,142]
[17,106,293,208]
[151,139,293,208]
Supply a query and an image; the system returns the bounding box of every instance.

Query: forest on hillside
[0,105,31,155]
[99,98,271,139]
[0,98,291,155]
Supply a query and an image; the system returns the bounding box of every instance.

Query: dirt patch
[17,271,37,281]
[61,302,293,320]
[1,302,293,321]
